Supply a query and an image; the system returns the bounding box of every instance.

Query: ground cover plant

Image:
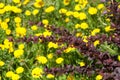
[0,0,120,80]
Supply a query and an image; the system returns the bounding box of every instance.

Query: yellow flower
[64,47,75,53]
[6,29,11,35]
[56,57,64,64]
[80,22,88,29]
[47,74,54,79]
[91,28,100,36]
[23,0,30,5]
[96,75,103,80]
[0,3,5,8]
[11,6,22,13]
[79,61,85,67]
[65,17,70,22]
[75,4,81,11]
[13,0,20,4]
[6,71,14,78]
[94,40,100,47]
[47,53,53,59]
[118,55,120,61]
[105,26,114,32]
[42,19,49,25]
[4,18,10,23]
[43,30,51,37]
[14,17,21,23]
[45,6,55,13]
[11,74,20,80]
[0,9,5,14]
[79,12,87,20]
[36,56,48,64]
[18,44,24,50]
[48,42,58,49]
[106,18,110,22]
[73,11,79,18]
[82,36,88,43]
[25,10,31,16]
[1,22,8,30]
[66,11,73,16]
[34,0,44,8]
[76,32,82,37]
[31,25,38,31]
[32,9,39,15]
[97,4,104,10]
[14,49,24,58]
[0,61,5,66]
[59,8,67,14]
[16,67,24,74]
[32,67,43,78]
[75,24,80,29]
[88,7,97,15]
[63,0,70,6]
[16,27,26,37]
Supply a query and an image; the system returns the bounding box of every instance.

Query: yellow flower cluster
[32,67,43,78]
[0,39,14,53]
[48,42,58,49]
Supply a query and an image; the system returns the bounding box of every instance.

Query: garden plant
[0,0,120,80]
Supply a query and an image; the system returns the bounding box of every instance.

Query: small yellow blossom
[4,18,10,23]
[14,49,24,58]
[118,55,120,61]
[88,7,97,15]
[79,61,85,67]
[23,0,30,5]
[63,0,70,6]
[65,17,70,22]
[16,27,26,37]
[73,11,79,18]
[75,24,81,29]
[47,74,54,79]
[79,12,87,20]
[14,17,21,23]
[31,25,38,31]
[45,6,55,13]
[66,11,73,16]
[18,44,24,50]
[64,47,75,53]
[48,42,58,49]
[11,74,20,80]
[42,19,49,25]
[96,75,103,80]
[80,22,88,29]
[32,9,39,15]
[13,0,20,4]
[59,8,67,14]
[75,4,81,11]
[56,57,64,64]
[43,30,51,37]
[36,56,48,64]
[0,9,5,14]
[6,29,11,35]
[105,26,114,32]
[32,67,43,78]
[0,3,5,8]
[6,71,14,78]
[16,67,24,74]
[97,4,104,10]
[47,53,53,59]
[91,29,100,36]
[94,40,100,47]
[34,0,44,8]
[1,22,8,30]
[0,61,5,66]
[25,10,31,16]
